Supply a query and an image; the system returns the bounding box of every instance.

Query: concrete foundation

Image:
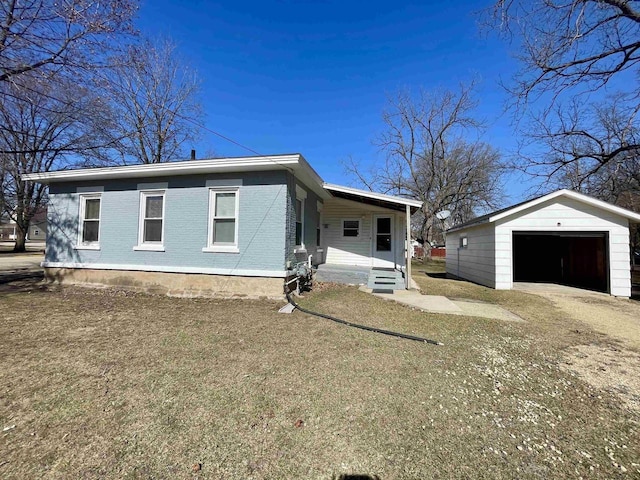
[44,268,285,299]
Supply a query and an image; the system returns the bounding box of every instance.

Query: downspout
[406,204,411,289]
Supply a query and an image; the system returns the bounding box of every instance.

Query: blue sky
[137,0,526,202]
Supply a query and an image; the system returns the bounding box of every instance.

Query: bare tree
[0,75,106,251]
[345,83,504,244]
[491,0,640,105]
[0,0,137,85]
[103,38,202,164]
[489,0,640,202]
[520,94,639,198]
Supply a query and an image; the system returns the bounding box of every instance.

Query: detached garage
[446,190,640,297]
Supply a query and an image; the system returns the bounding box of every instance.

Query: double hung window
[204,188,239,253]
[78,194,101,248]
[135,191,165,251]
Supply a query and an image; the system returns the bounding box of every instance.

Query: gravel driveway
[515,282,640,413]
[515,282,640,350]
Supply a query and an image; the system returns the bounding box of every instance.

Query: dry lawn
[1,270,639,479]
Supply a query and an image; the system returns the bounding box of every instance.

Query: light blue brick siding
[284,173,323,266]
[46,171,289,275]
[284,173,297,266]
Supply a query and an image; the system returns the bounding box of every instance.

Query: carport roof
[323,183,422,213]
[447,189,640,233]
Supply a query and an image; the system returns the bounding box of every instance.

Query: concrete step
[367,269,405,290]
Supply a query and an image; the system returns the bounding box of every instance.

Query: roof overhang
[21,153,331,200]
[323,183,422,213]
[490,189,640,223]
[448,189,640,233]
[20,154,425,210]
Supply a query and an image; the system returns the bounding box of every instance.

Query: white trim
[202,246,240,254]
[490,189,640,223]
[372,214,395,266]
[323,183,422,208]
[207,187,240,250]
[22,155,303,182]
[42,261,288,278]
[77,193,102,249]
[137,190,166,249]
[405,204,411,289]
[133,244,165,252]
[75,245,101,251]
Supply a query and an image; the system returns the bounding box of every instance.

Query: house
[0,216,15,241]
[0,209,46,242]
[22,154,421,297]
[445,189,640,297]
[28,208,48,241]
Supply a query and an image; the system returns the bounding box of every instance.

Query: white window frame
[294,185,307,252]
[76,193,102,250]
[203,187,240,253]
[342,218,361,238]
[459,236,468,248]
[134,190,166,251]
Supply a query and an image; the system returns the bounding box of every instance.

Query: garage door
[513,232,608,293]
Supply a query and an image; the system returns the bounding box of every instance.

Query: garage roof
[448,189,640,233]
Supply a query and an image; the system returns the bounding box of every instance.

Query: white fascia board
[323,183,423,208]
[21,154,303,183]
[490,189,640,223]
[42,261,288,278]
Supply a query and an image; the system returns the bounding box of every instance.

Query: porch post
[406,204,411,289]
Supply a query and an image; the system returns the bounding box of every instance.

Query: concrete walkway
[513,282,610,298]
[0,252,44,286]
[359,286,524,322]
[0,253,43,271]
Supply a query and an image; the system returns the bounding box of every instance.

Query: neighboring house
[0,208,47,242]
[445,189,640,297]
[0,219,16,241]
[22,154,421,297]
[27,208,47,241]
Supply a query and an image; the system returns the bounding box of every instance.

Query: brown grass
[1,274,639,479]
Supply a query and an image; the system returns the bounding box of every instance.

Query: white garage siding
[322,197,406,269]
[494,197,631,296]
[445,223,496,288]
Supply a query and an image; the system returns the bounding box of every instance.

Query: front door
[373,215,394,267]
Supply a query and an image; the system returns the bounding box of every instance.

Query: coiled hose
[286,292,443,346]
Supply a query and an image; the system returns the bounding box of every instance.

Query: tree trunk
[13,224,26,252]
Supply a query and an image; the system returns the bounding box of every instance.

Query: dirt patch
[562,344,640,414]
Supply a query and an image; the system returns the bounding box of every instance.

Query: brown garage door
[513,232,608,293]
